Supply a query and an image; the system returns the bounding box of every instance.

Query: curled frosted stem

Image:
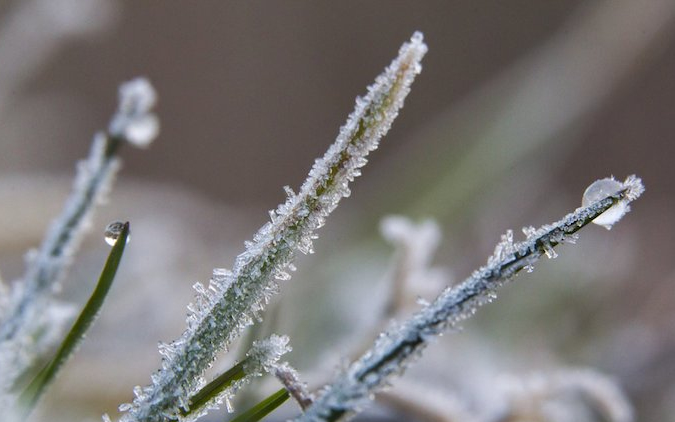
[0,78,158,400]
[117,32,426,422]
[295,175,644,422]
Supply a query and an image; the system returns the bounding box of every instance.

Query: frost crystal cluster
[296,176,644,421]
[117,32,427,422]
[0,27,647,422]
[108,77,159,148]
[174,334,290,422]
[0,78,158,412]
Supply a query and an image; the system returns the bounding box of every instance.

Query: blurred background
[0,0,673,421]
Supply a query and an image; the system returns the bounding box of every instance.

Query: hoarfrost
[295,175,643,422]
[108,78,159,148]
[176,335,290,422]
[118,32,427,422]
[488,230,515,266]
[0,77,156,412]
[0,132,120,399]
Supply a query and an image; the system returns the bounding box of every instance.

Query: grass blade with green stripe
[228,389,289,422]
[18,222,130,416]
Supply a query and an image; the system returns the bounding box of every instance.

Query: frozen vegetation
[0,30,646,422]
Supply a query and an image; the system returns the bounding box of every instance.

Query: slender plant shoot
[117,32,427,422]
[295,176,644,421]
[18,222,130,417]
[174,335,291,421]
[0,78,158,407]
[229,389,290,422]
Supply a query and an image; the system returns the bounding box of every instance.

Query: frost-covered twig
[116,33,426,422]
[295,175,644,421]
[0,78,158,401]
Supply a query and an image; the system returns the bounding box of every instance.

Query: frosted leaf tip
[410,31,424,43]
[622,174,644,202]
[109,77,160,148]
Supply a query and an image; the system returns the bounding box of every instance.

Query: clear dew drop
[104,221,129,246]
[582,177,627,229]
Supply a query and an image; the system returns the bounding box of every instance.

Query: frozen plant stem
[0,135,120,343]
[296,176,644,422]
[118,33,426,422]
[175,335,291,422]
[0,78,158,398]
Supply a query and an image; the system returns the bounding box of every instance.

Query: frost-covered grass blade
[117,32,427,422]
[0,77,158,408]
[17,222,130,417]
[295,176,644,422]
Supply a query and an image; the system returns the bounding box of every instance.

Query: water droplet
[124,114,159,147]
[104,221,129,246]
[582,178,627,229]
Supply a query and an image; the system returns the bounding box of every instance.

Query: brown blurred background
[1,1,674,421]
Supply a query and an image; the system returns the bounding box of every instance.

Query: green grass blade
[180,361,247,416]
[18,222,130,415]
[228,388,289,422]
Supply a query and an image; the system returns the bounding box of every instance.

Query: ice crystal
[295,175,643,422]
[176,335,290,422]
[117,32,426,422]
